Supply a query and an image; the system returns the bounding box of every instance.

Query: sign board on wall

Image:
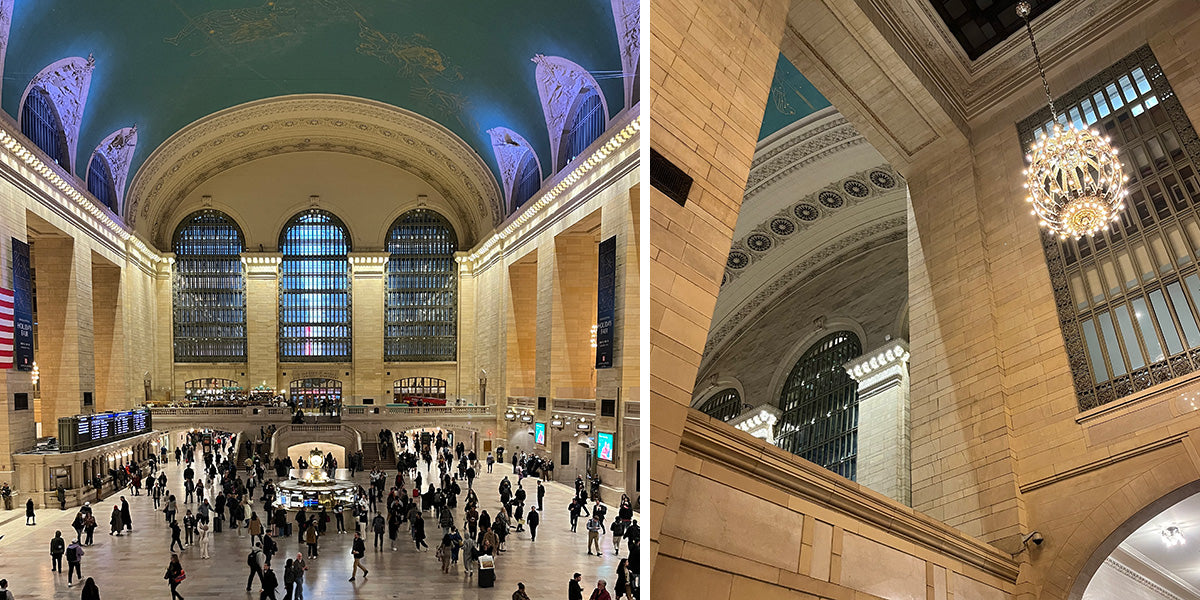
[596,236,616,368]
[11,239,33,370]
[596,431,614,462]
[534,422,546,445]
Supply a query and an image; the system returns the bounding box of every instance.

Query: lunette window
[279,209,352,361]
[385,209,457,362]
[172,210,247,362]
[776,331,861,481]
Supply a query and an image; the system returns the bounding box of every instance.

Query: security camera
[1023,531,1044,547]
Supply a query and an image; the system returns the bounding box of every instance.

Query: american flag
[0,287,13,369]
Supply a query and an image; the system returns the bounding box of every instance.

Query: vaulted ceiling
[1,0,629,230]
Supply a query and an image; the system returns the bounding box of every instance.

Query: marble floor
[0,450,637,599]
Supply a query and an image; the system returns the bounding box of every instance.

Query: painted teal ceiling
[758,54,831,141]
[2,0,625,199]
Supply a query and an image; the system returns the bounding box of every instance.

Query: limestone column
[33,236,94,431]
[649,0,790,570]
[456,255,478,405]
[551,234,597,399]
[152,255,174,402]
[242,253,281,391]
[91,258,125,412]
[349,253,387,405]
[506,259,538,398]
[845,340,911,506]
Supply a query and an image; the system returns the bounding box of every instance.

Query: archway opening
[285,442,346,476]
[1079,488,1200,599]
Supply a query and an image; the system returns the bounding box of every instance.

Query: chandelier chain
[1020,6,1057,120]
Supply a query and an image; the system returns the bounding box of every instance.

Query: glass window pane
[172,210,247,362]
[1098,312,1127,377]
[1082,319,1110,383]
[1133,297,1165,362]
[1149,289,1184,355]
[1167,282,1200,347]
[1114,304,1146,370]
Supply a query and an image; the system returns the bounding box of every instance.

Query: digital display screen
[596,432,614,462]
[60,408,152,451]
[534,423,546,446]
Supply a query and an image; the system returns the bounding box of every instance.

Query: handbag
[174,569,187,583]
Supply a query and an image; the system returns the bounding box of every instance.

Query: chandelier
[1162,525,1185,547]
[1017,1,1128,240]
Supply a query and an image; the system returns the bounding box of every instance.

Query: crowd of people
[9,428,640,599]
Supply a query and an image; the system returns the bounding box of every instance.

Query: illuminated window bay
[279,209,352,361]
[385,209,458,362]
[172,210,247,362]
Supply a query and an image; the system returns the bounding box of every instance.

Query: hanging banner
[0,287,11,369]
[11,239,33,371]
[595,236,616,369]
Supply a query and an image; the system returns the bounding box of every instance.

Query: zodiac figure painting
[355,19,463,85]
[164,0,354,56]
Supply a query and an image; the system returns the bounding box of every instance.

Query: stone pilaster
[506,259,538,398]
[845,340,911,506]
[33,236,94,432]
[349,253,388,405]
[91,259,125,412]
[551,234,597,399]
[456,254,478,404]
[242,253,281,391]
[152,255,174,402]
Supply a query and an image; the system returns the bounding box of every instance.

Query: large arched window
[511,152,542,211]
[697,388,743,422]
[86,154,117,211]
[385,209,458,362]
[20,87,70,172]
[279,209,352,361]
[172,210,247,362]
[558,88,606,171]
[776,331,861,480]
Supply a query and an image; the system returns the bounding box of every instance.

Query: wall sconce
[519,411,534,424]
[504,409,517,421]
[576,418,592,432]
[551,415,565,430]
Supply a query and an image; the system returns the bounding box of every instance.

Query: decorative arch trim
[20,55,95,173]
[87,126,137,215]
[531,55,610,172]
[487,127,542,211]
[126,94,501,249]
[0,0,13,100]
[610,0,640,109]
[765,318,866,408]
[691,376,747,410]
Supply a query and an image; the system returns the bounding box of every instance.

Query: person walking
[164,553,185,600]
[527,507,540,542]
[260,563,279,600]
[348,532,368,581]
[169,519,184,552]
[80,577,100,600]
[371,512,385,550]
[290,553,307,600]
[462,534,477,578]
[65,538,84,587]
[183,510,196,546]
[282,559,295,600]
[109,505,122,537]
[197,516,211,559]
[120,496,132,533]
[512,582,531,600]
[50,530,65,572]
[249,512,264,547]
[436,535,453,573]
[25,498,35,525]
[615,558,634,600]
[588,579,612,600]
[537,481,545,511]
[569,573,584,600]
[412,512,428,551]
[246,543,265,591]
[586,515,602,556]
[304,521,319,559]
[83,510,97,546]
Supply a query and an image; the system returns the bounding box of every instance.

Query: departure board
[58,408,153,451]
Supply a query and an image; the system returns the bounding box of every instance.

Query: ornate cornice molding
[126,94,502,250]
[743,114,867,202]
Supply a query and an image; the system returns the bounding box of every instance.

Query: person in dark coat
[527,508,540,542]
[260,563,278,600]
[412,513,428,551]
[49,530,65,572]
[109,506,122,536]
[120,497,132,532]
[80,576,100,600]
[164,553,185,600]
[569,573,584,600]
[25,498,35,525]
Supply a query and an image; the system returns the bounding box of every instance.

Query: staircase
[361,442,384,469]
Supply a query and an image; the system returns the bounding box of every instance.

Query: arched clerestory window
[172,210,247,362]
[697,388,743,422]
[558,88,606,171]
[385,209,458,362]
[86,154,117,211]
[20,87,70,172]
[776,331,862,480]
[279,209,352,361]
[511,152,542,211]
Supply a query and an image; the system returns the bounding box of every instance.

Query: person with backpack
[65,538,84,586]
[49,530,65,572]
[348,531,368,581]
[262,531,278,565]
[246,543,265,591]
[371,512,385,550]
[164,553,185,600]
